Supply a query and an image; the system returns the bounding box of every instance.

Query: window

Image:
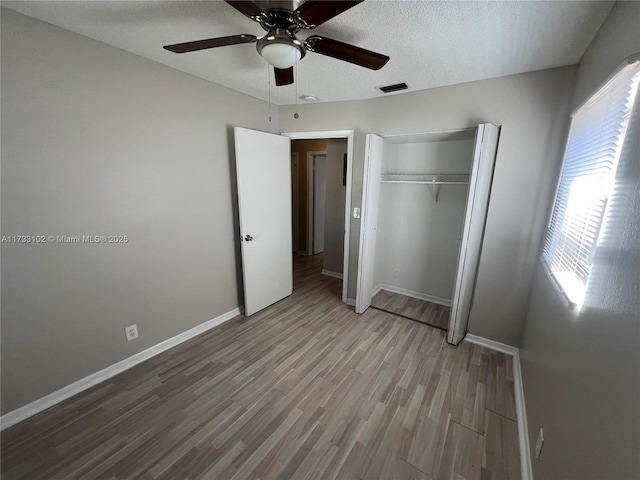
[543,59,640,309]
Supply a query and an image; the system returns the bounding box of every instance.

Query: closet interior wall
[373,135,475,305]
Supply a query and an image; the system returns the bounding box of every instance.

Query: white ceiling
[3,1,614,105]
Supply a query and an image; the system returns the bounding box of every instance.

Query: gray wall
[322,140,347,275]
[1,9,279,414]
[281,66,576,345]
[374,140,473,301]
[520,2,640,478]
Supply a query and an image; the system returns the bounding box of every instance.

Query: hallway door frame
[291,152,300,253]
[306,150,327,255]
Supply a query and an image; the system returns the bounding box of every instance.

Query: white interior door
[234,127,292,316]
[313,155,326,254]
[355,134,384,314]
[448,123,500,344]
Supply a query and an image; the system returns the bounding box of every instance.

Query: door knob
[244,235,253,242]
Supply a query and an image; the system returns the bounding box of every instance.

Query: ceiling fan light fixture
[256,28,306,69]
[260,42,302,69]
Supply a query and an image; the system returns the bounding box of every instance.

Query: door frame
[281,130,354,304]
[291,152,300,253]
[306,150,327,255]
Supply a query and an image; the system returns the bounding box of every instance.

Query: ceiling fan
[163,0,389,86]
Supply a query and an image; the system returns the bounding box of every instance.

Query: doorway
[291,141,346,282]
[284,131,355,304]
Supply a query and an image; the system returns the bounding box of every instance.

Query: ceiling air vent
[378,82,409,94]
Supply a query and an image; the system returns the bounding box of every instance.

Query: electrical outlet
[353,207,361,219]
[535,428,544,459]
[125,324,138,342]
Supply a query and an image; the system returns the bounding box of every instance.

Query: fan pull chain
[294,62,299,119]
[267,64,272,123]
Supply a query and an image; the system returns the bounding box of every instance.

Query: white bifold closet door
[354,124,499,346]
[355,134,384,314]
[448,123,499,345]
[234,127,293,316]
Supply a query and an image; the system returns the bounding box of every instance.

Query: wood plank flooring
[1,254,520,480]
[371,290,450,330]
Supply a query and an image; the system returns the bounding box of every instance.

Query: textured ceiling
[3,1,614,105]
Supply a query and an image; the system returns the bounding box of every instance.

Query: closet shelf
[380,173,469,203]
[380,173,469,185]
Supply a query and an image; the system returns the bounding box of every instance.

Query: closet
[355,124,499,345]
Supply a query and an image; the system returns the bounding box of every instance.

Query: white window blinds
[543,60,640,308]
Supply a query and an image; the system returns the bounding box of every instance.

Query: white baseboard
[512,350,533,480]
[464,334,532,480]
[376,284,452,307]
[0,306,243,431]
[346,298,356,307]
[321,269,343,279]
[464,333,519,356]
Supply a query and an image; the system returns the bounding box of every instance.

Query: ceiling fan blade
[225,1,265,20]
[295,1,363,27]
[305,35,389,70]
[274,67,294,86]
[164,34,257,53]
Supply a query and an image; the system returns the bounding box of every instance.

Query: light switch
[353,207,361,219]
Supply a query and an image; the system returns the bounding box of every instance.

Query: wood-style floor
[1,254,520,480]
[371,290,450,331]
